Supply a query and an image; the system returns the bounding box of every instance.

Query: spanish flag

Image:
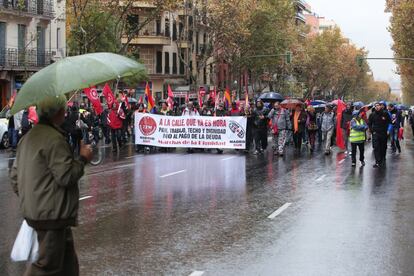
[224,88,231,109]
[145,82,155,112]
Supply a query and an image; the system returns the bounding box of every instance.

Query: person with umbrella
[10,95,93,275]
[252,99,269,154]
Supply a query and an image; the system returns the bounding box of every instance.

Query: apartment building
[0,0,65,108]
[123,1,213,102]
[304,3,337,37]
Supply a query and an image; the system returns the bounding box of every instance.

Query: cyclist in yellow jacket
[350,110,368,167]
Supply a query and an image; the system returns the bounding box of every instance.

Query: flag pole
[67,90,80,103]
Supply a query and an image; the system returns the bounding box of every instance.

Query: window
[18,24,26,51]
[156,51,162,73]
[164,52,170,74]
[179,22,184,40]
[196,32,199,55]
[165,18,170,37]
[37,26,46,66]
[156,19,161,35]
[37,0,44,15]
[127,15,139,33]
[180,53,185,75]
[173,21,177,41]
[0,22,6,66]
[56,28,61,50]
[172,53,177,74]
[17,24,26,66]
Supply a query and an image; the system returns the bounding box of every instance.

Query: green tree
[388,0,414,104]
[297,28,370,100]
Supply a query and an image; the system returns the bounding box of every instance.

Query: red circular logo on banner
[139,116,157,136]
[90,88,99,100]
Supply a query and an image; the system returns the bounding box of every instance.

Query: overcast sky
[308,0,401,92]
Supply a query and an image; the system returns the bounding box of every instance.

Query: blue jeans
[8,128,19,149]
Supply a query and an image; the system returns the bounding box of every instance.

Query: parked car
[0,109,9,149]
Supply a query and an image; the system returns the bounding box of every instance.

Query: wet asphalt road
[1,132,414,276]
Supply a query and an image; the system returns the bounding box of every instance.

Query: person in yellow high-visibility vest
[350,110,368,167]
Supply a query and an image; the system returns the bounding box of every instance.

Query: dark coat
[368,109,391,135]
[10,123,86,230]
[292,110,307,133]
[252,107,269,129]
[341,109,353,129]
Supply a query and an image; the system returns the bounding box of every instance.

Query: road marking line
[86,163,136,176]
[221,156,237,161]
[189,271,205,276]
[316,175,326,181]
[339,159,345,164]
[160,170,186,178]
[268,203,292,219]
[79,196,93,201]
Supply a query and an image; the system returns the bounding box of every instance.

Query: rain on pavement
[1,133,414,276]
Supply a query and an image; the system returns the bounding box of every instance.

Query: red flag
[336,99,346,150]
[167,84,174,98]
[102,83,115,107]
[198,87,205,108]
[167,85,174,109]
[138,95,143,105]
[145,82,155,111]
[9,90,17,106]
[210,86,216,101]
[84,87,103,115]
[121,93,130,109]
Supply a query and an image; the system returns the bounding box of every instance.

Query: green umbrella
[11,52,146,114]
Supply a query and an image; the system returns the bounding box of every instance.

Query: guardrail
[0,48,52,69]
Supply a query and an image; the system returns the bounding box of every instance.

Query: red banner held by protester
[336,99,346,150]
[167,85,174,110]
[84,87,103,115]
[102,83,115,107]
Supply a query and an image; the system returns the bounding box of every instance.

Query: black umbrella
[259,92,284,102]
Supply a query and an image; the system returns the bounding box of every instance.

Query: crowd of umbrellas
[258,91,410,112]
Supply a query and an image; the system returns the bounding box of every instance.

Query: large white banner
[134,113,247,149]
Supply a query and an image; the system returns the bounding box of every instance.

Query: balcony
[295,13,306,24]
[122,31,171,46]
[295,0,307,11]
[0,48,52,71]
[0,0,54,19]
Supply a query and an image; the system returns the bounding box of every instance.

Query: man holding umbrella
[7,53,144,275]
[10,95,93,275]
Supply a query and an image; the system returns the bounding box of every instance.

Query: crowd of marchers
[3,94,414,168]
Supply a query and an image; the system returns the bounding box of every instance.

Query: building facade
[123,1,213,103]
[0,0,65,109]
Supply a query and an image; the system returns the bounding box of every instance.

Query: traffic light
[286,51,292,64]
[356,56,364,67]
